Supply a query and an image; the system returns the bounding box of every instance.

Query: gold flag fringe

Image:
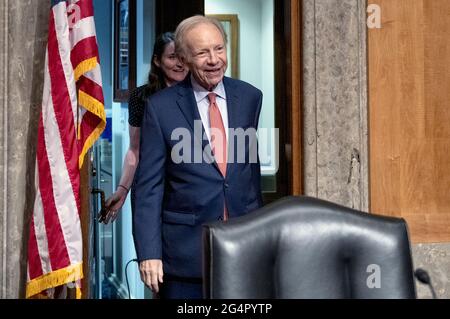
[26,262,83,299]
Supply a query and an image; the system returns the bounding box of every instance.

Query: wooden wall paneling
[290,0,302,195]
[368,0,450,242]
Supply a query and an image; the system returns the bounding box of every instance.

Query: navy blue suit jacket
[132,76,263,279]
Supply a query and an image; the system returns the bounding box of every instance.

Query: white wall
[206,0,276,174]
[205,0,262,91]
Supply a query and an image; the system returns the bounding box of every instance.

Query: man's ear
[153,55,160,68]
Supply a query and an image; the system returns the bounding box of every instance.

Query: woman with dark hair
[101,32,188,223]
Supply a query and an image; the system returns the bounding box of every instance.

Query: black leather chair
[202,196,416,298]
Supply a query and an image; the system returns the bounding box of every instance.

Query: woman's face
[154,41,188,87]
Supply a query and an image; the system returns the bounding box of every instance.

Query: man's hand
[139,259,164,293]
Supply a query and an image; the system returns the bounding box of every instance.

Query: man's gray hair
[175,15,227,60]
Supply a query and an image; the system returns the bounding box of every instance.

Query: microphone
[414,268,437,299]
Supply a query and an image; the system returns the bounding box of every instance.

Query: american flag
[26,0,105,299]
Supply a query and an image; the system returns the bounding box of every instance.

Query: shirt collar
[191,74,226,103]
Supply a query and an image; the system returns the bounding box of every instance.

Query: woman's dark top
[128,85,147,128]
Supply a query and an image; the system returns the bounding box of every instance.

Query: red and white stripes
[26,0,105,298]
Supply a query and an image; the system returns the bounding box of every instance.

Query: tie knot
[208,93,217,104]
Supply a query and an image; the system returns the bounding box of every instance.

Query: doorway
[85,0,302,299]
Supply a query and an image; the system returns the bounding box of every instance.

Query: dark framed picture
[114,0,136,102]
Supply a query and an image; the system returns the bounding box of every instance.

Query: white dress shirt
[191,74,229,144]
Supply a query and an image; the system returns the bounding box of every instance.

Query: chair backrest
[202,196,416,299]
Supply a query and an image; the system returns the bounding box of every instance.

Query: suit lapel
[224,77,240,130]
[223,77,240,177]
[176,77,220,174]
[176,77,200,132]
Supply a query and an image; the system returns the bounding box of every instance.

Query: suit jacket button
[224,183,229,188]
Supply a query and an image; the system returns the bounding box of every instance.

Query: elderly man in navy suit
[133,15,263,299]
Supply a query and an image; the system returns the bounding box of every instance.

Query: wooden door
[368,0,450,243]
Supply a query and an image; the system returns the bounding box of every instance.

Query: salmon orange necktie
[208,93,228,220]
